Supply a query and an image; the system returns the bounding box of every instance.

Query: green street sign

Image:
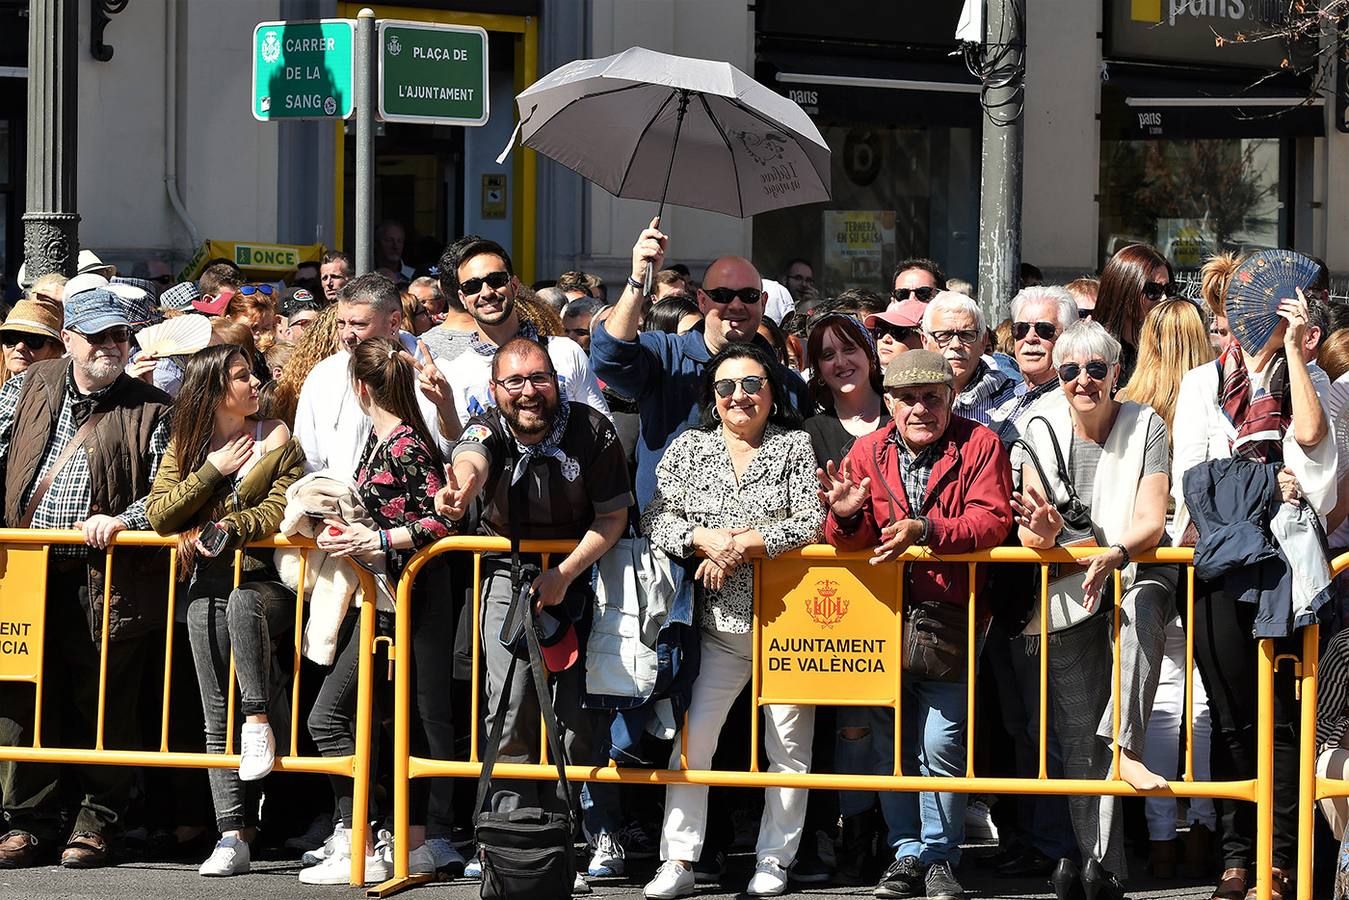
[252,19,354,121]
[378,20,489,126]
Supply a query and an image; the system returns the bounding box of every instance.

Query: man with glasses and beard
[433,238,608,439]
[592,218,812,511]
[435,337,631,888]
[0,287,172,870]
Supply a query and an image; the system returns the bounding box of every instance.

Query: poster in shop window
[822,210,896,294]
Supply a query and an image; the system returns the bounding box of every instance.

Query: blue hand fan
[1226,250,1322,353]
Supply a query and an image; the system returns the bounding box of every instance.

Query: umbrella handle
[645,89,692,296]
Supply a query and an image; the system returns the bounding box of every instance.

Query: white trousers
[660,627,816,865]
[1142,615,1218,840]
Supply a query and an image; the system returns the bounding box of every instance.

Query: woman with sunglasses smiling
[1093,243,1176,386]
[0,286,66,387]
[642,342,824,899]
[1011,320,1178,900]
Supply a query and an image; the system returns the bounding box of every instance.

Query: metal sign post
[355,9,376,276]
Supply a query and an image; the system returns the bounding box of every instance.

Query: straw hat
[3,295,64,341]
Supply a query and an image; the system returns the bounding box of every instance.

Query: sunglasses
[1142,281,1178,302]
[703,286,763,306]
[152,274,175,286]
[75,326,131,346]
[239,284,274,297]
[1058,360,1110,382]
[891,286,938,303]
[1077,307,1093,319]
[713,375,765,398]
[0,332,55,351]
[1012,321,1057,341]
[460,271,511,297]
[494,371,555,393]
[871,323,917,343]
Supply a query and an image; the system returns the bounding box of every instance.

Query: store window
[752,123,980,297]
[1098,137,1286,269]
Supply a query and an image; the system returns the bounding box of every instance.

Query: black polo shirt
[452,402,634,540]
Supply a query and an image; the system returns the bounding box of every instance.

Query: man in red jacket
[818,349,1012,900]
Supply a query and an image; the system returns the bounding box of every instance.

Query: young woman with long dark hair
[147,343,304,877]
[301,336,458,885]
[1093,243,1176,385]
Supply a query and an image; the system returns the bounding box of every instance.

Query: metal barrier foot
[366,873,437,897]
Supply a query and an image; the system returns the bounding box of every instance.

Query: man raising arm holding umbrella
[591,220,813,512]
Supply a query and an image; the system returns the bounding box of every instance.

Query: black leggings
[1190,585,1301,871]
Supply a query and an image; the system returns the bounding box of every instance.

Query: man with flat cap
[818,349,1013,900]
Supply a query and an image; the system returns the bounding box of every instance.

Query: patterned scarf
[509,397,576,485]
[470,319,541,358]
[1218,340,1291,464]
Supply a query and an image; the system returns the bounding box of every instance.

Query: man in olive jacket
[0,287,171,870]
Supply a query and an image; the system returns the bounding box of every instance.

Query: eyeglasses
[1142,281,1178,302]
[0,332,55,351]
[713,375,765,398]
[1057,360,1111,382]
[75,326,131,346]
[703,286,763,306]
[926,328,980,347]
[239,284,274,297]
[1012,321,1057,341]
[494,371,555,393]
[460,271,511,297]
[891,286,938,303]
[871,323,916,343]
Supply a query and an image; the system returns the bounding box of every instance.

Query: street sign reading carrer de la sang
[378,20,489,126]
[252,19,355,121]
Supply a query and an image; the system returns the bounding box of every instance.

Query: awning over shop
[177,240,327,283]
[1102,67,1324,140]
[756,50,983,129]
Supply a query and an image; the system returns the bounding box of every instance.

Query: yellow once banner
[758,559,902,706]
[0,546,48,682]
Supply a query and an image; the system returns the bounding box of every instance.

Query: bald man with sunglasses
[592,219,814,509]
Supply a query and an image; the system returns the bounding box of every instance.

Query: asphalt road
[0,849,1226,899]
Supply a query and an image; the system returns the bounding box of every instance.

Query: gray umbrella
[499,46,831,220]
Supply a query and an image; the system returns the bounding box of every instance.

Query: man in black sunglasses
[988,286,1079,445]
[434,238,609,442]
[592,219,812,510]
[891,258,946,306]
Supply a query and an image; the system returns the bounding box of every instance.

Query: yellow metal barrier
[0,529,379,887]
[377,539,1285,899]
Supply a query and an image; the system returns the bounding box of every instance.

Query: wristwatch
[1112,543,1130,569]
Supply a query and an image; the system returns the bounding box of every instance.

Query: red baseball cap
[536,607,579,673]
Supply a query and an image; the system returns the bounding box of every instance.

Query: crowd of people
[0,220,1344,900]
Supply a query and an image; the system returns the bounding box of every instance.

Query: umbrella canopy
[507,47,831,218]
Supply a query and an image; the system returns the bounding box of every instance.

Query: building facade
[2,0,1348,311]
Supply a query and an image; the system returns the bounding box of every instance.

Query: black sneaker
[692,848,725,884]
[875,855,923,898]
[924,860,966,900]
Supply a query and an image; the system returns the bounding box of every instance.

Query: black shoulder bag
[474,470,576,900]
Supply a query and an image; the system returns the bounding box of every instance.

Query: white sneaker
[300,824,345,866]
[463,854,482,879]
[238,722,276,782]
[746,857,788,896]
[198,836,250,877]
[587,831,626,877]
[644,861,696,899]
[298,844,391,885]
[964,799,998,843]
[407,843,438,875]
[572,871,592,894]
[423,837,467,874]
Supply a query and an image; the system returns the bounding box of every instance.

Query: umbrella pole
[645,89,692,295]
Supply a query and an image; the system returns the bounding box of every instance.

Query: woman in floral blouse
[641,342,825,899]
[310,336,458,883]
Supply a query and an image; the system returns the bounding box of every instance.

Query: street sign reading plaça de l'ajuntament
[253,19,355,121]
[378,20,489,126]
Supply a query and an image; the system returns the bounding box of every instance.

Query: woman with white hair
[1012,320,1176,900]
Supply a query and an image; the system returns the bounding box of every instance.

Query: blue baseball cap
[64,287,131,335]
